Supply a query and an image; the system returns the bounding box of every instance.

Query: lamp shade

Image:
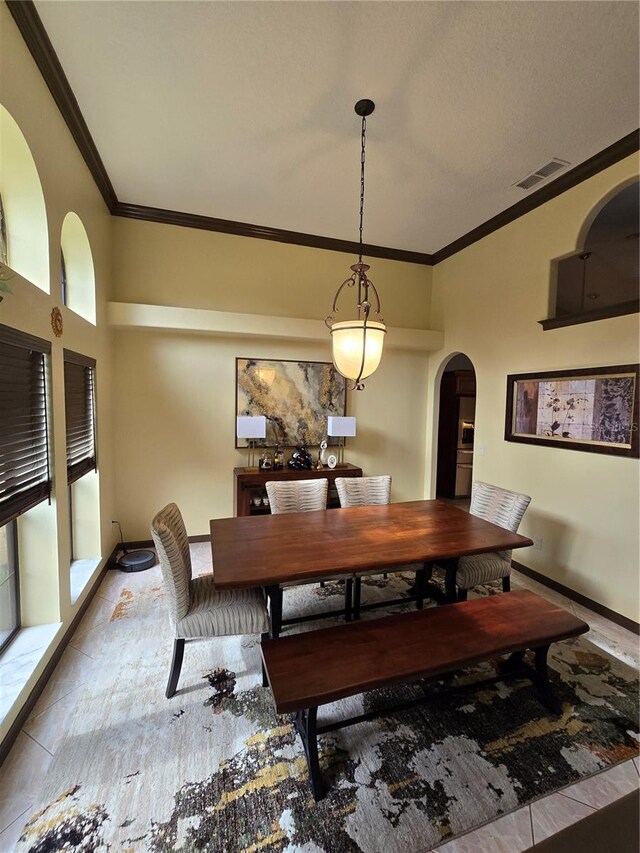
[327,416,357,438]
[236,415,266,440]
[330,320,386,382]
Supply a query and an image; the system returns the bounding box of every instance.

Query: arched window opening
[61,249,67,306]
[543,180,639,330]
[60,212,96,324]
[0,192,7,264]
[0,104,49,292]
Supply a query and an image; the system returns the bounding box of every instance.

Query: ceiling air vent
[514,157,571,191]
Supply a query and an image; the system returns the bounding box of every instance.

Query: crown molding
[8,1,639,267]
[112,202,433,264]
[431,129,640,265]
[6,0,118,213]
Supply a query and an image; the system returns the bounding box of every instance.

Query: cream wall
[110,217,433,538]
[427,154,640,621]
[112,218,432,328]
[0,4,116,738]
[112,330,430,537]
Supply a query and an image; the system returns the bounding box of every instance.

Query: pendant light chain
[358,116,367,263]
[326,99,386,391]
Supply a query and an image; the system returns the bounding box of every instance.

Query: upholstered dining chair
[444,481,531,602]
[265,478,329,515]
[151,503,269,698]
[335,475,424,617]
[265,478,354,620]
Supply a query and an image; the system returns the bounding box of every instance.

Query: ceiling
[32,1,640,256]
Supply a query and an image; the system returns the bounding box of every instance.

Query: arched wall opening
[434,352,477,502]
[0,104,49,291]
[61,211,96,324]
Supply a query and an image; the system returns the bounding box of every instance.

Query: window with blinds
[0,324,51,527]
[64,350,96,484]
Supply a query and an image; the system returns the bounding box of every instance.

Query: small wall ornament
[51,307,63,337]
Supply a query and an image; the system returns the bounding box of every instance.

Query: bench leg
[267,585,283,639]
[294,707,326,801]
[500,649,527,672]
[534,645,562,715]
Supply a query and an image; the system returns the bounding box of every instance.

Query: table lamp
[237,415,267,469]
[327,416,356,465]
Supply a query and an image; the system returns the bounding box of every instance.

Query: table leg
[415,563,432,609]
[345,578,353,622]
[260,633,269,687]
[353,577,362,620]
[267,585,283,639]
[442,559,459,603]
[294,707,326,801]
[533,645,562,715]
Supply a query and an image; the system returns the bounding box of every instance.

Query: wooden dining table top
[210,499,533,590]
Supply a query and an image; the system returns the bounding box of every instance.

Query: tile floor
[0,550,638,852]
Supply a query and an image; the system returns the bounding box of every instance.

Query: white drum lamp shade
[327,416,357,438]
[236,415,267,440]
[331,320,386,382]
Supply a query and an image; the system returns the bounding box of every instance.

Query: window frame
[63,349,97,485]
[0,323,52,527]
[0,519,20,655]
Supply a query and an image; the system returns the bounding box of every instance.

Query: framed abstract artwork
[236,358,347,448]
[505,364,639,458]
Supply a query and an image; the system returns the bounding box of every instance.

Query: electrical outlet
[476,444,485,456]
[533,536,543,551]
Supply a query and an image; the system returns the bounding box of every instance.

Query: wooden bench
[261,590,589,801]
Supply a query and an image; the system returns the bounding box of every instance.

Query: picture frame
[505,364,639,458]
[236,358,347,448]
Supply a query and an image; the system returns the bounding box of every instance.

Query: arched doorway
[436,354,476,500]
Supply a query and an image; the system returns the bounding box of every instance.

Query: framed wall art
[505,364,639,458]
[236,358,347,448]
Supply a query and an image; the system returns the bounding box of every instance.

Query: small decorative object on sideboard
[273,446,284,470]
[287,446,314,470]
[326,453,338,470]
[259,453,273,471]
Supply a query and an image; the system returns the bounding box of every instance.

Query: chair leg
[166,638,185,698]
[457,588,468,602]
[502,576,511,592]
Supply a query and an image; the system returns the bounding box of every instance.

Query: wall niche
[541,179,639,330]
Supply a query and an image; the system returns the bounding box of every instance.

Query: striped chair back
[266,479,328,514]
[151,503,192,626]
[335,475,392,508]
[469,481,531,559]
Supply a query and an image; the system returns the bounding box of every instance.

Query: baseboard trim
[120,534,209,551]
[0,549,116,767]
[512,560,639,635]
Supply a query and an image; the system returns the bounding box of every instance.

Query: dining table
[210,499,534,638]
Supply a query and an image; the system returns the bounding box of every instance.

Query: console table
[233,464,363,517]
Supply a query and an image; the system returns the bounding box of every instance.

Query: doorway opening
[436,354,476,501]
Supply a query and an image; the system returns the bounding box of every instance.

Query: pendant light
[326,99,386,390]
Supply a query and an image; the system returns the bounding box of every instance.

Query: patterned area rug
[18,569,639,852]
